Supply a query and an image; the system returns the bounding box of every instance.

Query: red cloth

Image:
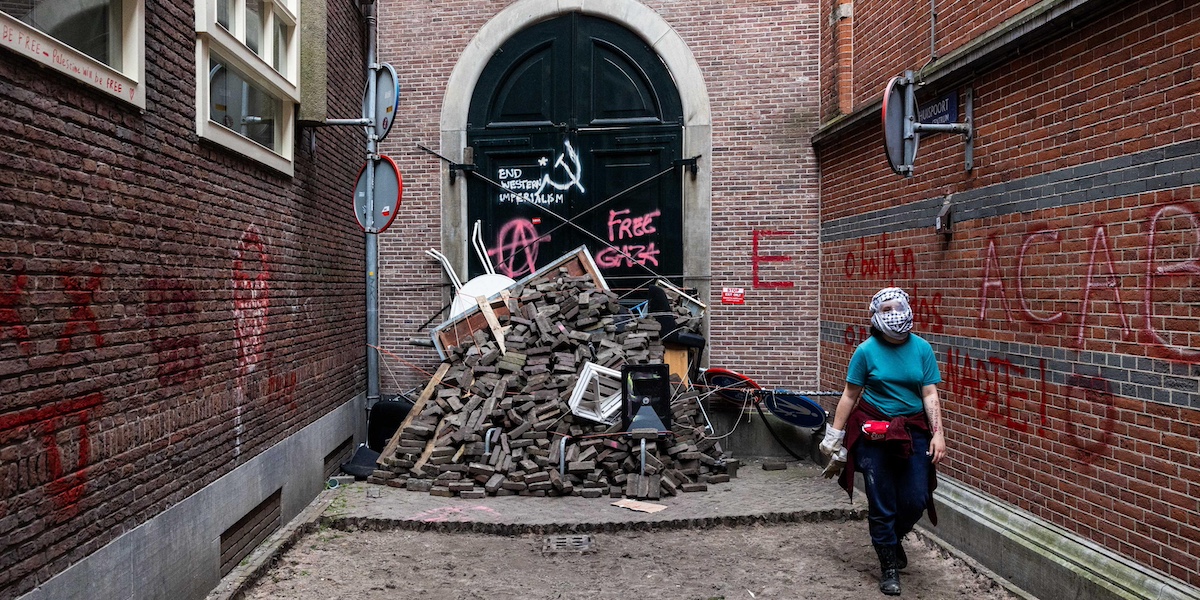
[837,401,938,526]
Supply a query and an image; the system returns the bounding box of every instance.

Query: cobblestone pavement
[327,459,868,532]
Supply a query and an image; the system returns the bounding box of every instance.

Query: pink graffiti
[977,203,1199,362]
[1076,225,1131,345]
[233,226,269,376]
[412,505,502,523]
[489,219,550,278]
[608,209,659,241]
[1143,204,1200,362]
[596,244,660,269]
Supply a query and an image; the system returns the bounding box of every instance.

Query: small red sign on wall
[721,287,745,305]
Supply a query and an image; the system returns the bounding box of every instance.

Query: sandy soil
[241,521,1021,600]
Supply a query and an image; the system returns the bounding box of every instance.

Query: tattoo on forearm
[927,395,942,435]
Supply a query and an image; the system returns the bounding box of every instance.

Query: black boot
[895,540,907,570]
[874,544,902,596]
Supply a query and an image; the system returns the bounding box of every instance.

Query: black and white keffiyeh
[869,287,913,339]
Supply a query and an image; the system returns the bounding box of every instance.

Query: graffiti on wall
[146,278,203,387]
[0,392,103,521]
[489,218,551,278]
[842,232,917,283]
[977,203,1200,363]
[495,140,585,206]
[596,208,662,269]
[58,266,105,353]
[233,226,270,376]
[753,229,795,289]
[944,348,1115,463]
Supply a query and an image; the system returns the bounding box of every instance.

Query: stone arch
[438,0,711,299]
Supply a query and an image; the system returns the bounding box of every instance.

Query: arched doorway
[465,13,685,294]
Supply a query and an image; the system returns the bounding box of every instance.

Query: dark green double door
[466,13,684,292]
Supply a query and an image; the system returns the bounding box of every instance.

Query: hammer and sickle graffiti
[537,140,585,196]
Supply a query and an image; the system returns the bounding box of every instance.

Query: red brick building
[815,0,1200,595]
[375,0,823,397]
[1,0,367,597]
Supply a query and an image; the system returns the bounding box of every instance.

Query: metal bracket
[673,155,701,177]
[448,161,476,184]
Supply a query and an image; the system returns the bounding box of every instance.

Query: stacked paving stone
[370,269,734,499]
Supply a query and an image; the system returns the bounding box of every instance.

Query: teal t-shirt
[846,333,941,417]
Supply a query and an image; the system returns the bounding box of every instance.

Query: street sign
[353,155,403,233]
[882,74,919,176]
[362,63,400,142]
[881,71,973,177]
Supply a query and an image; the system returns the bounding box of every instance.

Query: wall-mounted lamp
[935,197,953,235]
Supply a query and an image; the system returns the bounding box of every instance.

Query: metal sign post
[882,70,973,177]
[323,0,402,405]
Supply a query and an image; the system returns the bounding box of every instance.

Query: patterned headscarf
[869,287,913,339]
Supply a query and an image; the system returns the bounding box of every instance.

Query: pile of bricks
[370,269,734,499]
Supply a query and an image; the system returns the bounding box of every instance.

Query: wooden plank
[477,295,507,355]
[377,362,450,467]
[411,419,448,474]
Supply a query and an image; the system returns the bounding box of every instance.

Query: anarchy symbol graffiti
[489,219,551,278]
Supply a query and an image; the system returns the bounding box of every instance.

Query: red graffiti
[58,267,105,352]
[753,229,795,289]
[945,348,1041,434]
[607,209,660,241]
[147,278,203,386]
[595,243,661,269]
[234,227,269,376]
[1063,374,1117,465]
[944,348,1114,461]
[1,270,31,352]
[1017,229,1066,324]
[489,219,550,278]
[842,233,916,282]
[0,393,104,521]
[977,203,1200,363]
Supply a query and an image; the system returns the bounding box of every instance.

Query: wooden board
[376,362,450,467]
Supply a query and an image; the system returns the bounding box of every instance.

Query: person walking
[820,287,947,596]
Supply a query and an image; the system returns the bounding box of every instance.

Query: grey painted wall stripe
[821,138,1200,243]
[818,321,1200,411]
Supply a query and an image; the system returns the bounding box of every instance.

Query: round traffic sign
[882,74,919,176]
[353,155,403,233]
[362,63,400,142]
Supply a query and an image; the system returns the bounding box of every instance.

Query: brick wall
[817,0,1200,586]
[376,0,823,394]
[0,1,367,596]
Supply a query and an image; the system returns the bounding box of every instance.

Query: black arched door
[466,13,684,293]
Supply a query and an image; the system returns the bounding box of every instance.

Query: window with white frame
[1,0,145,106]
[196,0,299,174]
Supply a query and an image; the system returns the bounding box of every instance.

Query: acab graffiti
[977,203,1200,363]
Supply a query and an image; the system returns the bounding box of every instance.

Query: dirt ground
[241,521,1021,600]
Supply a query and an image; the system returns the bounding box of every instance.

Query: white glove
[822,447,847,479]
[819,427,845,457]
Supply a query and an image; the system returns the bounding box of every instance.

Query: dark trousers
[853,430,931,546]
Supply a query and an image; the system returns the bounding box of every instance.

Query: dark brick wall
[376,1,824,395]
[0,1,367,596]
[818,0,1200,587]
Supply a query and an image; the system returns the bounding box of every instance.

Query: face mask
[869,288,913,340]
